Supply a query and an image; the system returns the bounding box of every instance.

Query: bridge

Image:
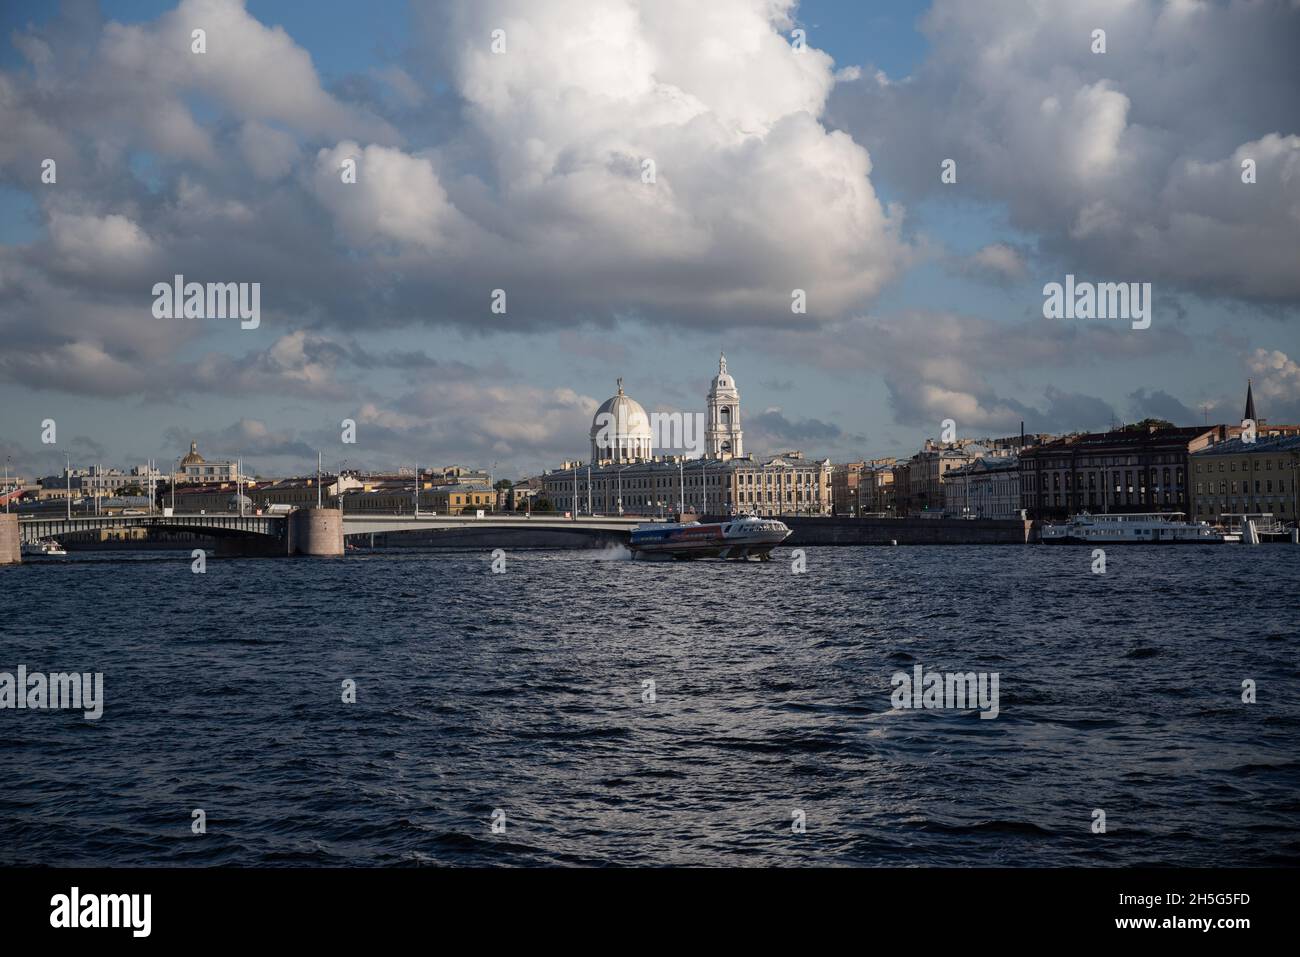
[17,512,284,544]
[4,509,645,561]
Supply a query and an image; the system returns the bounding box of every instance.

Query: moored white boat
[1040,512,1237,544]
[629,515,791,560]
[21,538,68,558]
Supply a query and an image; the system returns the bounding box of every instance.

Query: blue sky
[0,0,1296,479]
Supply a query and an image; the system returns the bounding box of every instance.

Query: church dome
[590,379,653,463]
[180,441,205,466]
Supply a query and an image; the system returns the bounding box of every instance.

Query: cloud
[161,418,317,472]
[774,310,1186,433]
[0,0,913,404]
[828,0,1300,305]
[956,242,1030,285]
[309,141,473,249]
[1247,348,1300,422]
[1127,387,1198,425]
[746,407,858,455]
[98,0,397,145]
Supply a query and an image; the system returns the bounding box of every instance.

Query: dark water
[2,544,1297,867]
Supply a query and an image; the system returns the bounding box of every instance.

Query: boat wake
[586,542,633,561]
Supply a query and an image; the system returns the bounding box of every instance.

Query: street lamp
[617,464,631,516]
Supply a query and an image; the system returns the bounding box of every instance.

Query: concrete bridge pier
[0,514,20,565]
[291,507,344,557]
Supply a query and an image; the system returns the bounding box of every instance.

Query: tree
[1122,418,1175,432]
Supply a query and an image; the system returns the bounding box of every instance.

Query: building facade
[1190,434,1300,522]
[891,442,977,516]
[858,459,897,515]
[1018,425,1220,519]
[177,441,239,484]
[728,452,831,517]
[831,461,866,516]
[942,456,1021,519]
[543,359,830,517]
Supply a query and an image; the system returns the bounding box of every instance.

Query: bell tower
[706,353,743,459]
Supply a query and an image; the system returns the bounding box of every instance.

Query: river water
[2,544,1297,866]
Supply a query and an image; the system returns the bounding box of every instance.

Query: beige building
[728,452,832,517]
[831,461,866,516]
[543,362,831,517]
[174,476,359,512]
[1190,434,1300,522]
[177,441,239,484]
[892,442,977,516]
[858,458,897,515]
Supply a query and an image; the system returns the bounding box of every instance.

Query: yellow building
[427,485,497,514]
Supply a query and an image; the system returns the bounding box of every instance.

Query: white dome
[712,353,736,392]
[590,379,653,463]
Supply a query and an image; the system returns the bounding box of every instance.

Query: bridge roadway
[17,511,645,544]
[17,512,283,543]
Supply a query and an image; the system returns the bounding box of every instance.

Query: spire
[1244,378,1256,422]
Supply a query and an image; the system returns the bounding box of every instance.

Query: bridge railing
[17,513,284,542]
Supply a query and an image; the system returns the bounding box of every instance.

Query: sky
[0,0,1297,480]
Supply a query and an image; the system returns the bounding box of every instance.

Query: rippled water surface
[2,544,1298,867]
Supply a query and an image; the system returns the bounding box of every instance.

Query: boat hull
[630,518,791,561]
[1041,535,1230,545]
[1040,512,1236,544]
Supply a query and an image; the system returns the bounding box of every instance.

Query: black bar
[0,867,1282,943]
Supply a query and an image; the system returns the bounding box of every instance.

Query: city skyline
[1,0,1297,480]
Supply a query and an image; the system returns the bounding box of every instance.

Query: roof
[590,380,652,438]
[1192,434,1300,456]
[947,455,1020,476]
[1025,426,1211,454]
[179,440,205,466]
